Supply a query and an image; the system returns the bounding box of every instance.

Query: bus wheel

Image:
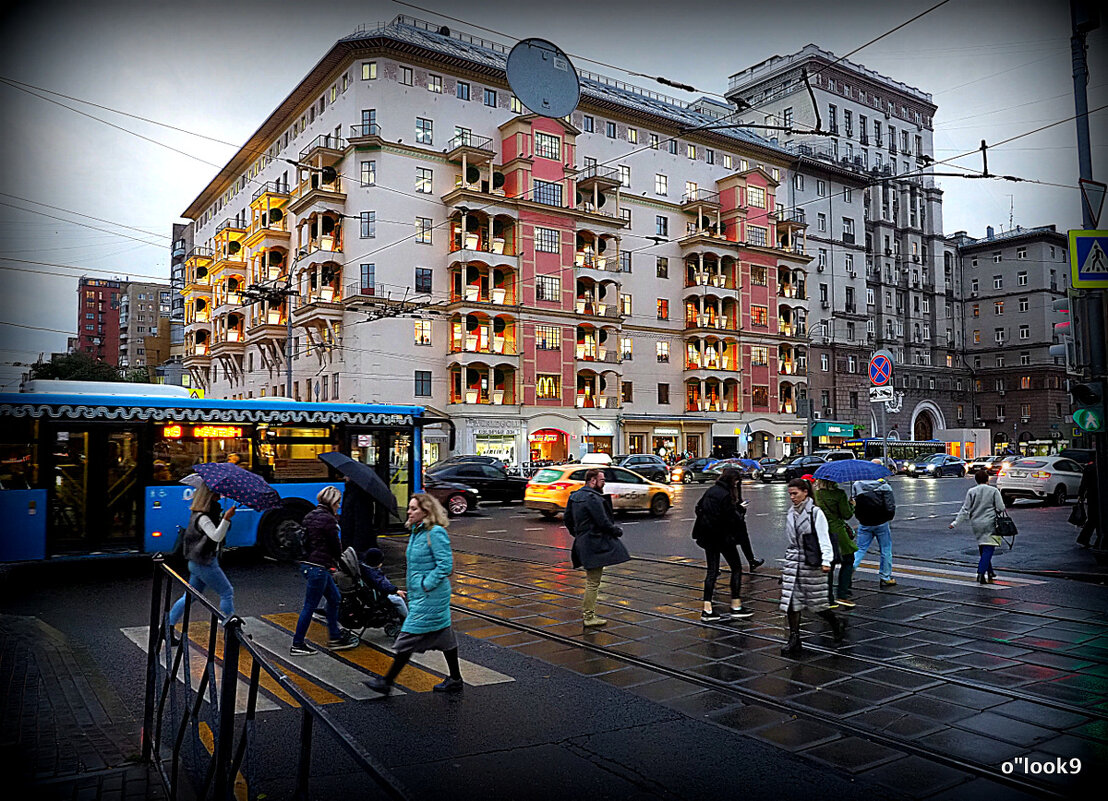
[259,501,312,562]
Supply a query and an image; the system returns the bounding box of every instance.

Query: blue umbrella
[736,458,760,469]
[190,462,283,511]
[812,459,891,483]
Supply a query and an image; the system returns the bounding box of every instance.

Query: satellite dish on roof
[506,38,580,119]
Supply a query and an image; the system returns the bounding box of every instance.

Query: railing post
[213,616,243,800]
[142,555,166,762]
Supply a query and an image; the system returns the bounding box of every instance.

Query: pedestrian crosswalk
[122,614,513,712]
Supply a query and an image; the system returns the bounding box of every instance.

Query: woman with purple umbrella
[167,479,237,639]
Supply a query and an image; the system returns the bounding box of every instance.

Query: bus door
[0,419,45,561]
[347,428,413,526]
[44,424,143,555]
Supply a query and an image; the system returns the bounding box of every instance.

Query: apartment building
[118,281,172,370]
[948,225,1072,455]
[76,278,123,364]
[728,44,969,445]
[165,223,193,385]
[179,15,814,463]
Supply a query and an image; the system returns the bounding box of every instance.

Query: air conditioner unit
[884,247,892,255]
[817,264,825,272]
[848,269,857,278]
[912,255,920,263]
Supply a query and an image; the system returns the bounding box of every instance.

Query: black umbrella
[318,452,400,519]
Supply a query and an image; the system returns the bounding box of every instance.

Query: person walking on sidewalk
[950,470,1005,584]
[168,482,236,635]
[367,493,463,694]
[780,478,845,655]
[290,486,360,656]
[851,478,897,588]
[565,468,629,628]
[814,479,857,608]
[691,467,760,621]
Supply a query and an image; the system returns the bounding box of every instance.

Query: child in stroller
[321,546,405,639]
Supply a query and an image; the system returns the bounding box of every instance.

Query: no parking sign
[869,349,894,387]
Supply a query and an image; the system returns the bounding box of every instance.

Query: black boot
[819,610,846,643]
[781,610,802,656]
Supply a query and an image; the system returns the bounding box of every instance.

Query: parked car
[611,454,670,483]
[425,463,528,504]
[812,449,856,462]
[1058,448,1095,466]
[524,464,674,518]
[707,458,756,478]
[997,456,1086,506]
[670,457,719,484]
[750,457,780,480]
[761,455,827,483]
[906,454,967,478]
[427,454,506,473]
[967,455,1007,475]
[423,473,481,517]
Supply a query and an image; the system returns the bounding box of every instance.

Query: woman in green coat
[814,479,858,608]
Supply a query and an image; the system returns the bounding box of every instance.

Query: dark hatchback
[761,455,827,483]
[424,462,528,504]
[423,473,481,517]
[906,454,967,478]
[611,454,670,483]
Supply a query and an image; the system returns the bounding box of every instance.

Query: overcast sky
[0,0,1104,389]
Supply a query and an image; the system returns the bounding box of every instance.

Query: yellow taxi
[524,464,674,519]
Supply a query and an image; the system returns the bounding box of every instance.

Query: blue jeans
[293,565,342,645]
[168,560,234,625]
[852,523,893,581]
[978,545,996,576]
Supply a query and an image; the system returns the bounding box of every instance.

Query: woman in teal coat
[367,493,463,694]
[814,479,858,608]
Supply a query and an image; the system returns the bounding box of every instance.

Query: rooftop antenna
[506,38,580,118]
[1007,195,1014,232]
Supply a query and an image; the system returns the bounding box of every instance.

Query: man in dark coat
[1077,460,1100,548]
[339,479,378,553]
[564,468,629,628]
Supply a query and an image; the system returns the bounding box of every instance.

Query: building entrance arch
[910,400,947,442]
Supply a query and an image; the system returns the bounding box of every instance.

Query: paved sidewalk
[0,614,167,800]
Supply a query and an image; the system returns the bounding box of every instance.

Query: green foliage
[30,352,122,382]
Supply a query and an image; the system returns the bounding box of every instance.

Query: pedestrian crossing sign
[1069,229,1108,289]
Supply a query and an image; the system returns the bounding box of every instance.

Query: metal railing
[681,188,720,205]
[349,123,382,138]
[142,557,411,801]
[300,134,346,157]
[252,181,290,201]
[446,133,494,151]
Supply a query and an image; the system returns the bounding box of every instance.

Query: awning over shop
[811,421,855,438]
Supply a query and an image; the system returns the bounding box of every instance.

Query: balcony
[574,296,620,318]
[289,175,345,216]
[452,284,517,307]
[449,364,517,406]
[247,310,288,340]
[575,343,621,364]
[293,288,344,325]
[349,123,385,148]
[681,188,721,213]
[448,323,518,358]
[575,165,621,193]
[685,356,738,373]
[684,313,737,332]
[300,134,346,163]
[211,329,246,357]
[685,271,737,291]
[446,133,497,163]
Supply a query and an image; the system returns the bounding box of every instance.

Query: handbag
[1069,504,1087,528]
[995,511,1018,548]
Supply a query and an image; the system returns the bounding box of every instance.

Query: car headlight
[927,465,937,472]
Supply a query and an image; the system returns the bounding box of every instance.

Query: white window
[1019,325,1030,340]
[817,180,826,197]
[1017,247,1027,260]
[723,154,733,169]
[747,186,765,208]
[1017,271,1028,286]
[416,117,433,145]
[843,187,852,203]
[655,174,668,195]
[1019,297,1029,312]
[361,62,377,80]
[817,213,827,232]
[619,165,631,187]
[536,275,560,301]
[820,354,829,371]
[993,275,1003,290]
[794,174,804,191]
[427,74,442,93]
[415,167,433,194]
[535,227,560,253]
[360,160,376,186]
[627,127,638,143]
[535,132,560,160]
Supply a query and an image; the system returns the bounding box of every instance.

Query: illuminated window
[414,320,432,345]
[535,227,560,253]
[657,342,670,362]
[535,325,561,350]
[627,128,638,143]
[536,374,561,399]
[427,74,442,93]
[362,62,377,80]
[510,95,522,113]
[747,186,766,208]
[656,299,669,320]
[535,132,560,160]
[751,305,768,327]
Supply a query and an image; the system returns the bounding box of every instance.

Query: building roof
[183,15,787,220]
[950,224,1066,251]
[726,43,934,108]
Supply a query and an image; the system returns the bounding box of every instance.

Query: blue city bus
[0,384,448,562]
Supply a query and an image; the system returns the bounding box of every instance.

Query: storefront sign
[474,428,517,437]
[655,427,680,436]
[529,432,564,443]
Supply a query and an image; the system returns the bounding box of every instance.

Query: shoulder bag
[801,509,823,568]
[995,511,1018,549]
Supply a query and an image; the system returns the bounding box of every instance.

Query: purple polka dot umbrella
[191,462,283,511]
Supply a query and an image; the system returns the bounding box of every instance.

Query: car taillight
[548,482,574,490]
[997,470,1007,477]
[1031,471,1051,479]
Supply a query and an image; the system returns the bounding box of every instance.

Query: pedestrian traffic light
[1050,297,1076,370]
[1072,380,1105,433]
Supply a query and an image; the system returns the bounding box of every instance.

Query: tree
[123,366,153,384]
[30,352,122,382]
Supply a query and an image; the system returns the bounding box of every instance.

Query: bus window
[391,433,411,511]
[0,429,36,490]
[257,426,333,482]
[153,424,254,481]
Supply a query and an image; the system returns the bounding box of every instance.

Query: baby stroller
[329,547,404,639]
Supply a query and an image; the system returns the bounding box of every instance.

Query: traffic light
[1072,380,1105,433]
[1049,297,1075,369]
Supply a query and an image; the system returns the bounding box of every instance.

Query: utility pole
[1070,0,1107,551]
[242,250,302,399]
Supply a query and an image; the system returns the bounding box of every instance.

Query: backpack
[282,519,309,561]
[854,483,896,526]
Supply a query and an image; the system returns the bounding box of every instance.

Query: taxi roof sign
[1069,229,1108,289]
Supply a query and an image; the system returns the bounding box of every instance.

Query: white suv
[996,456,1085,506]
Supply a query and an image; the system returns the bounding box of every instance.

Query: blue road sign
[869,354,892,386]
[1069,229,1108,289]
